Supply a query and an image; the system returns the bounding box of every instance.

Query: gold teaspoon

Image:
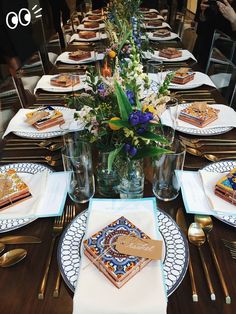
[194,215,231,304]
[188,222,216,301]
[0,249,27,267]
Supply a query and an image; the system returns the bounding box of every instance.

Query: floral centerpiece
[66,0,174,198]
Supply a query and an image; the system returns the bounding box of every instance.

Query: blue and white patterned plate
[203,160,236,227]
[58,209,189,296]
[0,163,53,233]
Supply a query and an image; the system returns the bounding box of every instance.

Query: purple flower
[139,113,150,124]
[129,112,140,126]
[124,143,131,153]
[129,146,137,157]
[126,90,135,105]
[137,125,147,135]
[146,112,154,121]
[124,143,137,157]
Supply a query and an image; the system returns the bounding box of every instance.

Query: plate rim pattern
[0,162,53,233]
[203,160,236,227]
[57,208,189,297]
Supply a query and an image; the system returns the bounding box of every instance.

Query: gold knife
[176,208,198,302]
[0,236,42,244]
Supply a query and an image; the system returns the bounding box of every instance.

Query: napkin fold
[144,49,197,62]
[69,33,107,43]
[34,75,86,94]
[55,51,105,65]
[161,104,236,130]
[178,170,236,216]
[147,32,179,41]
[2,107,76,138]
[0,171,69,219]
[73,198,167,314]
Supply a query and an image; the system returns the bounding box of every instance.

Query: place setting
[2,105,84,139]
[55,50,105,65]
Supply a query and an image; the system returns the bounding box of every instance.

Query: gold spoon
[203,154,236,162]
[194,215,231,304]
[0,243,5,254]
[0,249,27,267]
[188,222,216,301]
[3,143,63,152]
[186,147,236,157]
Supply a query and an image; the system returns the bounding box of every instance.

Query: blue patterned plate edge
[57,208,189,297]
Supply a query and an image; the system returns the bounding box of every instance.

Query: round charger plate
[0,163,53,233]
[58,209,189,297]
[161,103,233,136]
[203,160,236,227]
[13,107,74,139]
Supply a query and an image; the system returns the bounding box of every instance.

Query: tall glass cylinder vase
[96,151,119,197]
[117,159,144,199]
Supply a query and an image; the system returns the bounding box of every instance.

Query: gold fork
[179,135,236,144]
[38,214,65,300]
[53,205,76,298]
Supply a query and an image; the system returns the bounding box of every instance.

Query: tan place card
[116,235,162,260]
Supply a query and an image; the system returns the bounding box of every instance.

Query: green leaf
[108,145,124,173]
[103,119,130,128]
[140,131,169,144]
[114,81,133,120]
[132,147,172,160]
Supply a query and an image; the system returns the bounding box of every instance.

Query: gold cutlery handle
[188,256,198,302]
[198,246,216,301]
[201,143,236,146]
[4,147,46,150]
[202,150,236,154]
[38,237,56,300]
[53,270,61,298]
[207,238,231,304]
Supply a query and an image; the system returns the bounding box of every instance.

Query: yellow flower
[108,117,121,130]
[108,50,117,59]
[142,104,156,114]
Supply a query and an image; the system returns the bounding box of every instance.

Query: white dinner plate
[77,23,105,31]
[0,163,53,233]
[56,51,104,65]
[203,161,236,227]
[34,75,86,94]
[144,49,196,62]
[58,209,189,296]
[13,107,79,139]
[160,103,234,136]
[141,22,170,29]
[148,32,179,41]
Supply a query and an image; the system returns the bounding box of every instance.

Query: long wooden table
[1,23,236,314]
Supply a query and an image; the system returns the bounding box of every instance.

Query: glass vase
[117,159,144,199]
[96,151,119,197]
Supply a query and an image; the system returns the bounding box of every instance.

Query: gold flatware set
[38,205,76,300]
[180,136,236,162]
[176,209,231,303]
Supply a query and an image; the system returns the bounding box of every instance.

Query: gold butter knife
[176,208,198,302]
[0,236,42,244]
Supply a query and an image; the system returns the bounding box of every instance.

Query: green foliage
[114,81,133,120]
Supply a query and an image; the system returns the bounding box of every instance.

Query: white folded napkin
[2,107,76,138]
[73,198,167,314]
[161,104,236,130]
[55,51,105,65]
[34,75,86,94]
[0,171,69,219]
[69,33,107,43]
[142,22,170,29]
[77,23,105,31]
[147,32,179,41]
[144,49,196,62]
[177,170,236,216]
[149,72,216,89]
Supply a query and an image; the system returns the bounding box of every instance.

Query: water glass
[152,140,186,201]
[62,140,95,204]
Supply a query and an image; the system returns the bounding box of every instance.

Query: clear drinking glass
[62,140,95,203]
[152,139,186,201]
